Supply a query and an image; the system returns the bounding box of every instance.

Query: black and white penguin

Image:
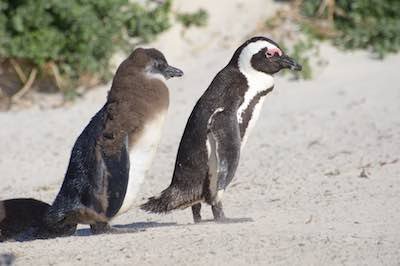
[141,36,301,222]
[0,48,183,241]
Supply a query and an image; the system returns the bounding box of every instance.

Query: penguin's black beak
[278,54,302,71]
[163,65,184,79]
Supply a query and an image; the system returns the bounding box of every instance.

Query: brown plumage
[101,49,171,156]
[0,47,183,241]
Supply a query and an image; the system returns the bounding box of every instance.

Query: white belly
[240,96,266,149]
[236,67,273,150]
[117,112,167,215]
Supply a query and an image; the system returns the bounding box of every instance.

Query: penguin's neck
[234,58,275,147]
[237,67,274,124]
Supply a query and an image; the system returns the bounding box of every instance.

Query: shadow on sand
[195,217,254,224]
[75,217,254,236]
[75,221,177,237]
[2,218,253,242]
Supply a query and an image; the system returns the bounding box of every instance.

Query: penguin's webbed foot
[211,201,225,221]
[90,222,111,234]
[211,202,253,224]
[191,203,202,223]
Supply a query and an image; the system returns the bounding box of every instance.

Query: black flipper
[205,108,241,221]
[101,136,130,218]
[207,108,241,197]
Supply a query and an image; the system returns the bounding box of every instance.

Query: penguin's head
[233,36,302,75]
[129,48,184,80]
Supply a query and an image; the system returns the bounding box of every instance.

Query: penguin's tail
[140,186,203,213]
[0,198,51,241]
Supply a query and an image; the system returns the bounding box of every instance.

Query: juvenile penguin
[141,37,301,222]
[0,48,183,241]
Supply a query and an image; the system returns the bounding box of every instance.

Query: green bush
[176,9,208,28]
[264,0,400,80]
[0,0,172,93]
[301,0,400,58]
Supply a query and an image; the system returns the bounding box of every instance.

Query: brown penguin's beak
[163,65,184,79]
[278,54,302,71]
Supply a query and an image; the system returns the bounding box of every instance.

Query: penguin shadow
[75,217,253,236]
[0,253,16,266]
[194,217,254,225]
[75,221,177,237]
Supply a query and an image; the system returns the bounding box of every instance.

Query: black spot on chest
[239,87,273,139]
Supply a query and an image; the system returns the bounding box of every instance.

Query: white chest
[117,112,167,215]
[237,72,274,149]
[239,96,266,148]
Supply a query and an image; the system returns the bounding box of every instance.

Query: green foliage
[0,0,172,91]
[279,38,315,80]
[176,9,208,28]
[289,40,314,80]
[125,0,172,42]
[300,0,400,58]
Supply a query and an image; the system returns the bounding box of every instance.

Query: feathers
[141,186,203,213]
[0,198,51,241]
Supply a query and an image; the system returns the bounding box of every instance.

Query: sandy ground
[1,0,400,265]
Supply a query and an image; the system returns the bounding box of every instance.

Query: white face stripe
[237,40,275,124]
[238,40,279,75]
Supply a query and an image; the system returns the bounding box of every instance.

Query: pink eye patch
[266,47,282,58]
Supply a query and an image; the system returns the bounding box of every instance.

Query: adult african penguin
[141,36,302,222]
[0,48,183,241]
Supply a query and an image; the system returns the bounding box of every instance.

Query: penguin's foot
[211,202,253,224]
[90,222,111,234]
[211,201,225,221]
[191,203,202,223]
[90,222,145,235]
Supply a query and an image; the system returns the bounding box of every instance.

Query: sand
[1,0,400,265]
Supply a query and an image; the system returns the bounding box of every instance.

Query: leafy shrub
[264,0,400,80]
[125,1,172,43]
[301,0,400,58]
[176,9,208,28]
[0,0,172,96]
[280,38,316,80]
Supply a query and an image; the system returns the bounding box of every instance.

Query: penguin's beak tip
[164,65,184,79]
[290,63,302,71]
[279,55,302,72]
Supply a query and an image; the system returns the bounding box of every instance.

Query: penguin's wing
[96,135,130,218]
[207,108,241,191]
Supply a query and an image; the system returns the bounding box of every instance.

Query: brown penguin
[0,48,183,241]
